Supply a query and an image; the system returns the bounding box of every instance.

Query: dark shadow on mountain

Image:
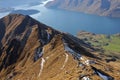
[0,38,21,71]
[0,19,5,47]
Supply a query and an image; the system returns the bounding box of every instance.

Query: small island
[10,9,40,15]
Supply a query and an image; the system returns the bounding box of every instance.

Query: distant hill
[46,0,120,17]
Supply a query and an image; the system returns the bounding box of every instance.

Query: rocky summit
[0,14,120,80]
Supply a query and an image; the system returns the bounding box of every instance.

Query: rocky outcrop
[46,0,120,17]
[0,14,120,80]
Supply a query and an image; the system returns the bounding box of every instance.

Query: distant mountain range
[46,0,120,17]
[0,14,120,80]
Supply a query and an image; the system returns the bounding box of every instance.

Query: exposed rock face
[46,0,120,17]
[0,14,120,80]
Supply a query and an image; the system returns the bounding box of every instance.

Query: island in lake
[10,9,40,15]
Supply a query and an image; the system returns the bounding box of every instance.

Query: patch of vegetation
[77,31,120,58]
[103,35,120,53]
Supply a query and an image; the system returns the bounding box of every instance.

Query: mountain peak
[0,14,120,80]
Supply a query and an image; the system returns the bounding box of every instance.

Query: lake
[0,0,120,35]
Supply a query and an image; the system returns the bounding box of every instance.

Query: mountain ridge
[0,14,120,80]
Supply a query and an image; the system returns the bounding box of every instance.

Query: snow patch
[84,60,90,66]
[42,0,54,6]
[61,53,69,69]
[92,67,113,80]
[45,54,54,60]
[63,39,82,60]
[34,47,44,61]
[64,43,75,54]
[97,71,110,80]
[38,58,45,77]
[63,39,95,66]
[47,32,50,42]
[46,56,49,60]
[83,60,95,66]
[80,57,84,60]
[82,76,90,80]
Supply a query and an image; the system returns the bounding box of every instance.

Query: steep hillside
[46,0,120,17]
[0,14,120,80]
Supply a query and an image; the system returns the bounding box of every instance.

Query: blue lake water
[0,0,120,35]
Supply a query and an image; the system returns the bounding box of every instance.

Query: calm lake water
[0,0,120,35]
